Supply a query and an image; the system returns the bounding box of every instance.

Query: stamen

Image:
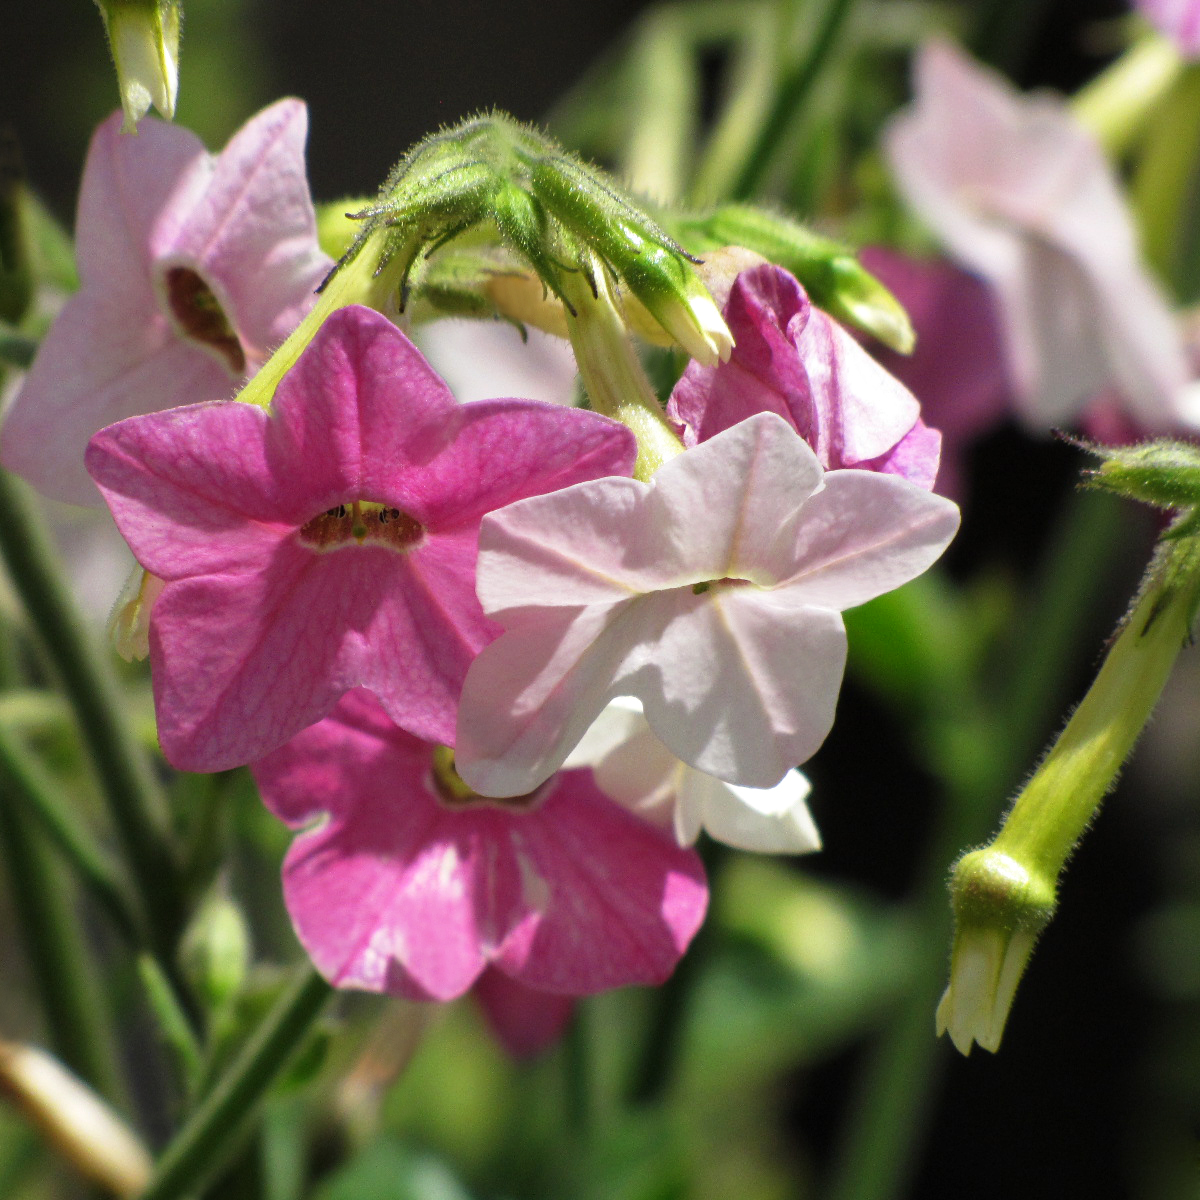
[297,501,423,552]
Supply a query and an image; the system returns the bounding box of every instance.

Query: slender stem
[0,721,142,945]
[137,968,332,1200]
[0,780,127,1108]
[0,468,182,957]
[826,487,1132,1200]
[563,1002,594,1137]
[730,0,855,200]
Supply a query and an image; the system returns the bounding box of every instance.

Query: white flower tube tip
[936,848,1055,1056]
[97,0,181,132]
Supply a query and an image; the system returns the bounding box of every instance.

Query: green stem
[730,0,855,201]
[563,1002,595,1137]
[0,775,126,1108]
[138,968,332,1200]
[826,487,1132,1200]
[0,721,141,945]
[0,468,182,956]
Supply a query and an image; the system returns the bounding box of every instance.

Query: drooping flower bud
[936,850,1054,1055]
[939,526,1200,1053]
[94,0,181,133]
[671,203,915,353]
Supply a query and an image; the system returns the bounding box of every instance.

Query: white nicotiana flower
[564,696,821,854]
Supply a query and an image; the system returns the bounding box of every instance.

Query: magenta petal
[667,263,927,482]
[473,970,574,1058]
[86,305,635,772]
[253,692,707,1001]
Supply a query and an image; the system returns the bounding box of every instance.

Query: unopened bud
[180,885,251,1011]
[94,0,181,133]
[936,849,1054,1055]
[672,204,915,353]
[108,566,163,662]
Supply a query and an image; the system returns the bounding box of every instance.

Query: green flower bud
[94,0,181,133]
[179,886,250,1012]
[324,113,731,363]
[671,204,915,353]
[940,530,1200,1054]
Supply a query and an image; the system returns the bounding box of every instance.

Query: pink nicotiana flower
[857,246,1013,499]
[251,690,708,1002]
[667,262,942,491]
[85,304,636,773]
[454,411,960,798]
[564,696,820,855]
[2,100,332,506]
[884,39,1200,431]
[1137,1,1200,57]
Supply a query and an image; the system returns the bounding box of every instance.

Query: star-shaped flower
[565,696,821,854]
[85,305,636,773]
[667,262,941,489]
[251,690,708,1001]
[883,39,1200,430]
[454,411,959,797]
[2,100,332,506]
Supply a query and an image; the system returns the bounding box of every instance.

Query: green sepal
[1081,438,1200,510]
[325,112,727,358]
[669,203,915,352]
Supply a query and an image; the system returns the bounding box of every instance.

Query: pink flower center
[297,501,425,552]
[163,266,246,375]
[429,746,545,812]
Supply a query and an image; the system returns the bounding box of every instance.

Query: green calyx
[325,112,725,359]
[1083,438,1200,516]
[669,203,915,353]
[948,848,1056,935]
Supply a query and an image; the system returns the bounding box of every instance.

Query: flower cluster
[6,102,959,1015]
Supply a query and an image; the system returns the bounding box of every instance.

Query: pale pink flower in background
[668,263,941,490]
[1137,0,1200,56]
[86,305,636,773]
[883,39,1200,431]
[565,696,821,854]
[454,411,960,798]
[251,690,708,1001]
[2,100,332,506]
[417,319,578,406]
[856,247,1012,499]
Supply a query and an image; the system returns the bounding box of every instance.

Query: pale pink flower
[251,690,708,1001]
[565,696,821,854]
[85,305,636,773]
[454,411,960,797]
[1137,1,1200,57]
[883,39,1200,430]
[2,100,331,506]
[856,247,1012,499]
[667,263,941,490]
